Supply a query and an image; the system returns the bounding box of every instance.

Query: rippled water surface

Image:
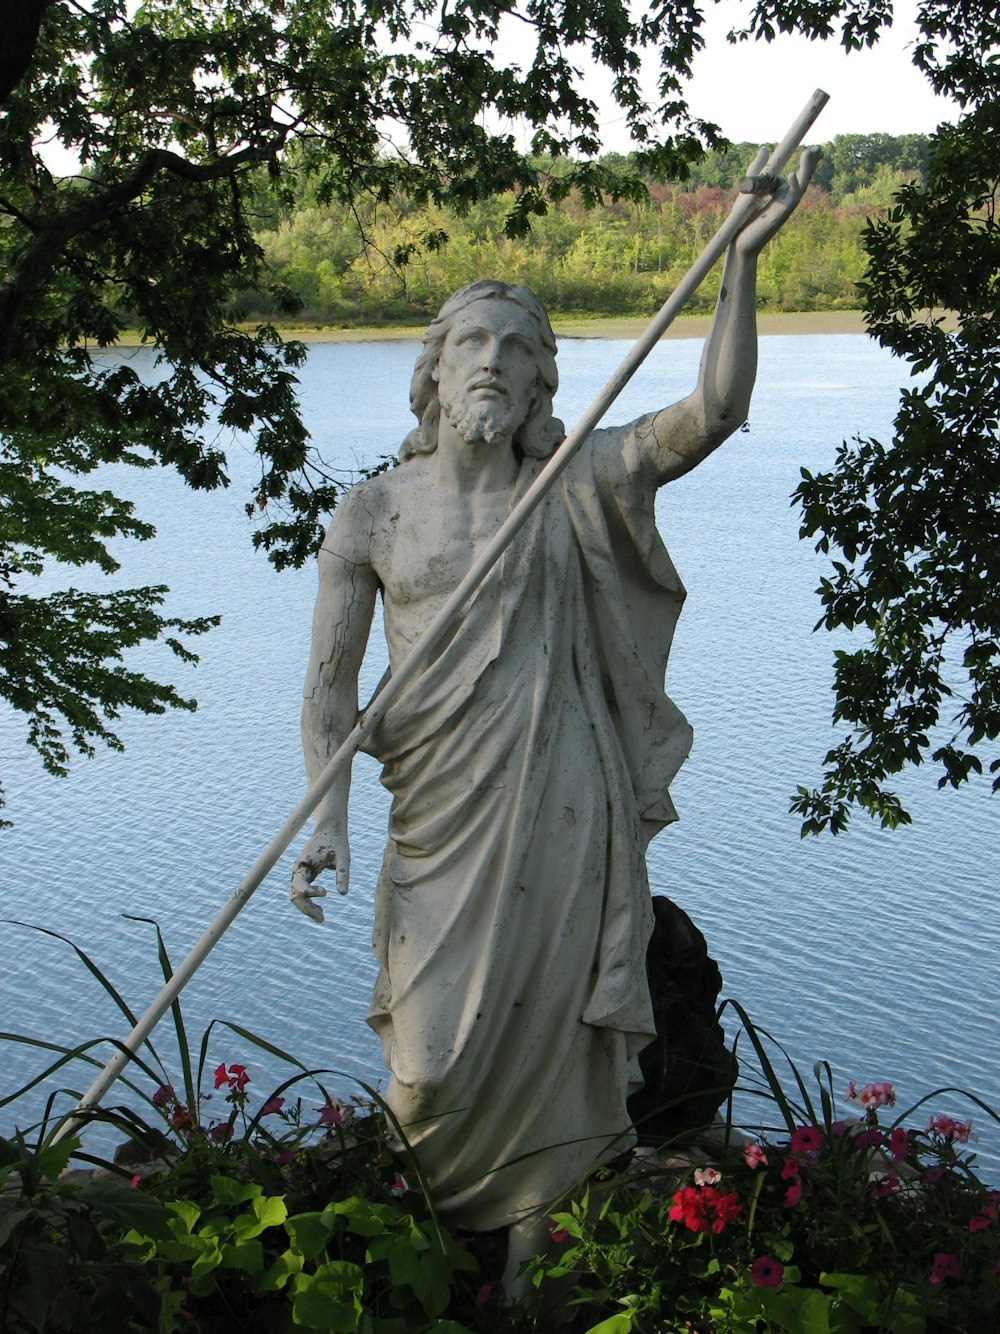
[2,332,997,1173]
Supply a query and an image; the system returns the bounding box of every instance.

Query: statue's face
[433,299,540,447]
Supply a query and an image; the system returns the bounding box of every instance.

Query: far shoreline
[269,309,873,343]
[110,309,956,347]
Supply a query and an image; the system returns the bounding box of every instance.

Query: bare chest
[371,484,514,646]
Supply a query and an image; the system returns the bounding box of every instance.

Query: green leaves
[794,117,1000,831]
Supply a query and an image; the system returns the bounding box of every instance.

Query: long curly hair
[400,280,565,462]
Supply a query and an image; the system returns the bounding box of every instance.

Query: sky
[592,1,959,151]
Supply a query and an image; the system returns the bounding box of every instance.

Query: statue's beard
[439,390,525,447]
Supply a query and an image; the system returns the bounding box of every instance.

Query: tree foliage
[791,5,1000,832]
[1,0,997,836]
[243,136,920,324]
[0,0,723,819]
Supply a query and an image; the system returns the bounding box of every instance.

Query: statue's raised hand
[290,828,350,922]
[733,146,821,258]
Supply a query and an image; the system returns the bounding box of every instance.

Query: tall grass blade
[3,919,165,1075]
[123,914,196,1121]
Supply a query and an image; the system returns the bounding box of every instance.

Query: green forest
[245,132,932,326]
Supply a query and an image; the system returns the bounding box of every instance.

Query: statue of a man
[291,152,817,1288]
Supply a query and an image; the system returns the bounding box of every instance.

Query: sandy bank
[276,309,873,343]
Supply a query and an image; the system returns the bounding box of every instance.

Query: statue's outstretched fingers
[290,867,327,923]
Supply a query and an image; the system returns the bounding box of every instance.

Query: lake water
[1,331,997,1176]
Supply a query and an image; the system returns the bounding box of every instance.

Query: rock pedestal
[627,895,738,1145]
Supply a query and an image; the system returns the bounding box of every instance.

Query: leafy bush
[1,927,996,1332]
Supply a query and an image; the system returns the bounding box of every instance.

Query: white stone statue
[291,151,817,1291]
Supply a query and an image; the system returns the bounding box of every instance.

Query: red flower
[929,1251,962,1285]
[872,1173,900,1199]
[260,1096,285,1116]
[548,1219,569,1243]
[707,1189,743,1234]
[669,1185,742,1235]
[889,1127,910,1164]
[474,1283,494,1305]
[316,1103,344,1126]
[780,1157,800,1181]
[751,1255,784,1288]
[854,1127,884,1150]
[210,1121,233,1143]
[152,1083,174,1107]
[214,1062,250,1092]
[783,1179,802,1209]
[790,1125,823,1156]
[669,1185,709,1232]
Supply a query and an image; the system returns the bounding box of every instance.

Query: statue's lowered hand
[290,829,351,922]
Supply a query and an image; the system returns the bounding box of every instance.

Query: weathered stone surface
[289,152,817,1294]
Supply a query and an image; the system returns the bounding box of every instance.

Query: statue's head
[401,280,564,462]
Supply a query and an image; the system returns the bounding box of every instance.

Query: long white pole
[57,89,828,1140]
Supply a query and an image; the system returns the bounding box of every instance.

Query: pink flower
[209,1121,233,1143]
[967,1200,995,1232]
[275,1149,296,1165]
[260,1096,284,1116]
[780,1157,800,1181]
[926,1113,973,1143]
[475,1282,493,1305]
[929,1251,962,1285]
[389,1175,410,1198]
[742,1140,768,1170]
[889,1127,910,1164]
[694,1166,722,1186]
[314,1099,353,1128]
[130,1173,141,1189]
[751,1255,784,1288]
[790,1125,823,1157]
[846,1080,895,1109]
[783,1180,802,1208]
[152,1083,174,1107]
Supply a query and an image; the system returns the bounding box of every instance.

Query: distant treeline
[242,134,931,326]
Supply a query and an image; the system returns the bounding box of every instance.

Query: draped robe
[364,419,693,1230]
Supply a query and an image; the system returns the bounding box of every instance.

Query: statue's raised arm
[639,147,821,487]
